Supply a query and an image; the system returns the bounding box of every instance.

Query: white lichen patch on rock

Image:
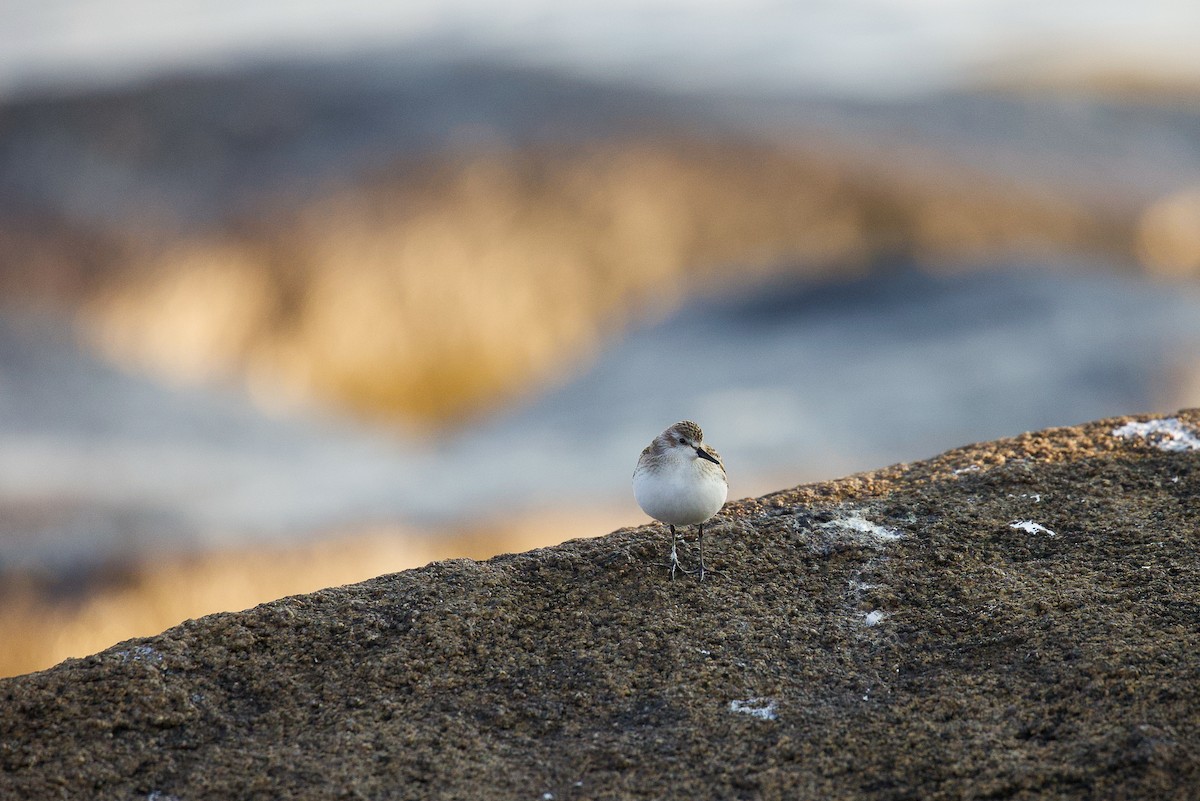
[808,511,903,557]
[1113,418,1200,452]
[814,511,905,632]
[729,698,778,721]
[816,513,902,549]
[1010,520,1056,537]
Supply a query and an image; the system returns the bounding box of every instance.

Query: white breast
[633,458,727,525]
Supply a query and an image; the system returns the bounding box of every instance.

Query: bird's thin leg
[668,525,699,579]
[669,525,681,580]
[696,523,723,581]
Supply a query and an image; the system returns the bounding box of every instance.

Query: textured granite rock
[3,410,1199,800]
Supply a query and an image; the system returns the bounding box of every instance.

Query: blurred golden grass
[79,134,1131,425]
[0,506,631,678]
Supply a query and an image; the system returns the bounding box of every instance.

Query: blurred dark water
[0,59,708,229]
[463,257,1200,503]
[3,58,1197,231]
[723,91,1200,207]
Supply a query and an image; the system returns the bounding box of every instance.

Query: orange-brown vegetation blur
[72,135,1134,425]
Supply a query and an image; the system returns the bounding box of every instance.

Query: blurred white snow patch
[1113,418,1200,452]
[1010,520,1056,537]
[864,610,887,627]
[729,698,778,721]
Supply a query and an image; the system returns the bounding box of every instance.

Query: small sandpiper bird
[632,420,728,580]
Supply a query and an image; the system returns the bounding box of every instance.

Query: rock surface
[3,411,1200,800]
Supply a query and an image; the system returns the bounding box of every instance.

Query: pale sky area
[1,0,1198,99]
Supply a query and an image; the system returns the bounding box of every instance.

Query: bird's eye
[677,437,687,445]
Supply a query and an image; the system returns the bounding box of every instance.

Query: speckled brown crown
[668,421,704,442]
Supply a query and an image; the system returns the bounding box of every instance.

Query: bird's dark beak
[696,447,719,465]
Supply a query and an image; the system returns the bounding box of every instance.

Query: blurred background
[1,0,1199,676]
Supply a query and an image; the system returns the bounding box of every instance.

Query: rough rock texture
[3,411,1200,800]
